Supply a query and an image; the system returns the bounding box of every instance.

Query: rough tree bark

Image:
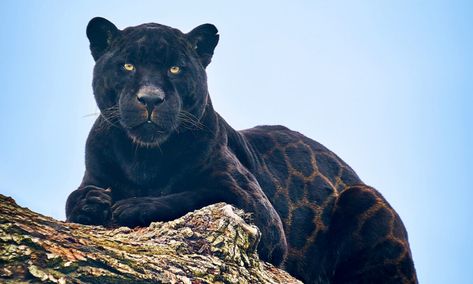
[0,194,301,284]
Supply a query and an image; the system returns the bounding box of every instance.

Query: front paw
[112,197,161,227]
[67,186,112,226]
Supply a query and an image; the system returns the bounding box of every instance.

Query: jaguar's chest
[125,157,156,179]
[113,149,174,195]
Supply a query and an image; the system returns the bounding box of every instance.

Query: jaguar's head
[87,17,219,146]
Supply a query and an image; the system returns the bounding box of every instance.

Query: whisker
[100,113,121,129]
[82,112,100,118]
[178,111,210,132]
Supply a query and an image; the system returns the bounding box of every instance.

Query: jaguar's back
[240,125,417,283]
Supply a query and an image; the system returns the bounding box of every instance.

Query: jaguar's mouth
[135,119,163,128]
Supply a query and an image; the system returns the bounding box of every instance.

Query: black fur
[66,18,417,283]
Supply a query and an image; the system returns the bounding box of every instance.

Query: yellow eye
[169,66,181,74]
[123,63,135,71]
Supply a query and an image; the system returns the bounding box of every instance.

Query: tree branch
[0,194,300,283]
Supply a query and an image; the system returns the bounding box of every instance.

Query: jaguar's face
[87,18,219,146]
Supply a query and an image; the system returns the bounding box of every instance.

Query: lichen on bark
[0,194,301,283]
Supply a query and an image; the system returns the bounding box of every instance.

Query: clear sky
[0,1,471,283]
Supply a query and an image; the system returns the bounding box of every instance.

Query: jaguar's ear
[187,24,219,68]
[86,17,120,61]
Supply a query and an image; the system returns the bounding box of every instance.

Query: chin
[126,122,171,147]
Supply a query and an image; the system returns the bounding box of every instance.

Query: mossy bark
[0,194,301,284]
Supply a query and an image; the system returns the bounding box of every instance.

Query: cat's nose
[137,86,166,114]
[137,93,165,107]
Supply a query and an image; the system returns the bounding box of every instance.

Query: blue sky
[0,1,471,283]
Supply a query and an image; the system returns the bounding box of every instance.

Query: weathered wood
[0,194,301,283]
